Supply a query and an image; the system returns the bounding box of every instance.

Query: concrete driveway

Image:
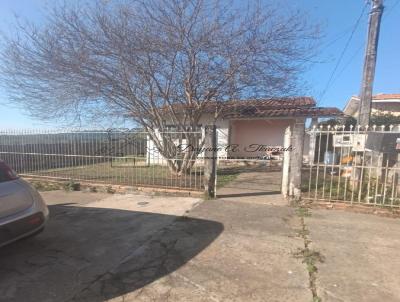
[0,191,215,302]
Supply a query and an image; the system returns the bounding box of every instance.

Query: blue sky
[0,0,399,128]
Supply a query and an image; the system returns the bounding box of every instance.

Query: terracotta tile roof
[165,97,342,118]
[199,97,316,112]
[205,97,341,118]
[373,94,400,100]
[220,97,316,108]
[221,106,343,119]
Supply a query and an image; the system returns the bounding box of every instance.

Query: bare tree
[0,0,318,174]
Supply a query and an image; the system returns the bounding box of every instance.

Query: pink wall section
[229,119,293,158]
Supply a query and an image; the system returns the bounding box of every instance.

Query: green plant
[302,170,400,206]
[32,182,45,191]
[30,181,62,191]
[295,206,324,302]
[370,113,400,129]
[106,185,116,194]
[296,207,311,217]
[64,179,80,191]
[216,167,241,188]
[318,116,356,130]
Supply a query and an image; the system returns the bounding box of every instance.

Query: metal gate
[216,156,284,198]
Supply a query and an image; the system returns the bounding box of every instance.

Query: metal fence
[303,125,400,208]
[0,129,204,191]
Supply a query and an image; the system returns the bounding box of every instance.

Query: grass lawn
[216,167,241,188]
[23,161,204,190]
[215,163,277,188]
[217,173,238,188]
[302,167,400,206]
[22,159,269,192]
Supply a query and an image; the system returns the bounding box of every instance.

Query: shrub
[64,179,80,191]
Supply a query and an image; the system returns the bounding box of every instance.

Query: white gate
[303,125,400,208]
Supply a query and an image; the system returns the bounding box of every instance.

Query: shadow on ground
[0,204,223,302]
[218,191,281,198]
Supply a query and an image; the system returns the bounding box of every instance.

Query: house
[343,94,400,118]
[147,97,342,163]
[315,93,400,157]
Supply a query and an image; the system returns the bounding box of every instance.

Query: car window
[0,162,19,183]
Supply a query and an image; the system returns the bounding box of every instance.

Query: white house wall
[146,114,230,165]
[199,114,230,158]
[229,119,293,158]
[146,115,297,163]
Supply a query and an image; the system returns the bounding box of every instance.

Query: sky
[0,0,399,128]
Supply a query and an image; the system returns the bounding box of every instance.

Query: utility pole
[358,0,384,127]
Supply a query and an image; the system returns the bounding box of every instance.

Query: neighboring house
[344,94,400,118]
[308,93,400,165]
[147,97,342,163]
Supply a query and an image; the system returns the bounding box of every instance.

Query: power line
[331,44,364,87]
[318,3,368,105]
[319,25,358,52]
[383,0,400,19]
[330,0,400,86]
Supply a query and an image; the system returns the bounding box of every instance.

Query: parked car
[0,160,49,247]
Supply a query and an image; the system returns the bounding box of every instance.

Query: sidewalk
[307,208,400,302]
[116,197,311,302]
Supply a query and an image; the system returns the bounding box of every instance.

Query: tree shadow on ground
[0,204,223,302]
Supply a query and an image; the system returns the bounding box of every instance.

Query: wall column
[281,125,292,198]
[204,125,217,198]
[289,118,306,203]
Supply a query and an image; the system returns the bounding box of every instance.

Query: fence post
[281,125,292,198]
[308,117,318,164]
[289,118,305,203]
[204,125,217,198]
